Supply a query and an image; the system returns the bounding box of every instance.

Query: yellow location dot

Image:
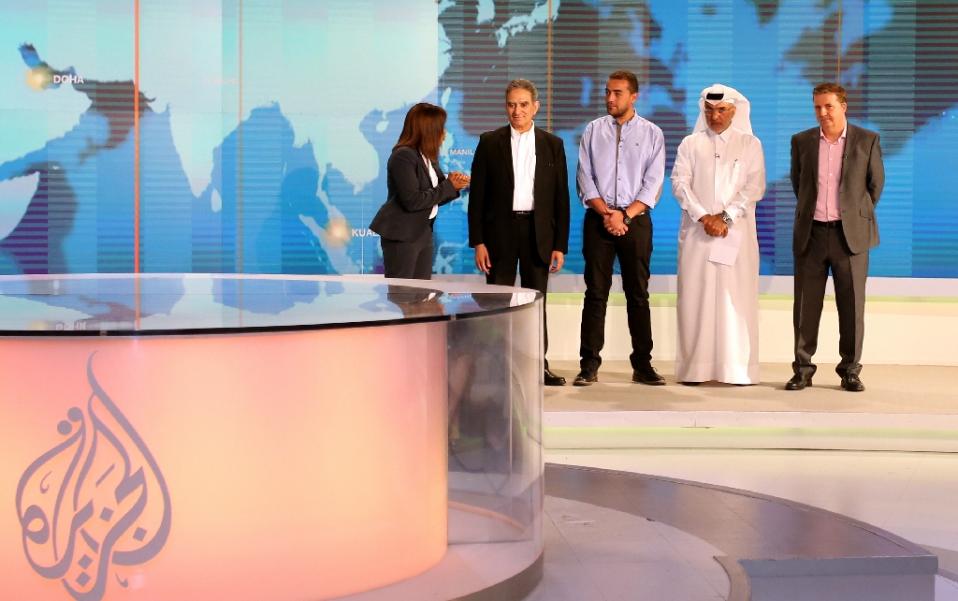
[324,217,351,247]
[25,67,53,91]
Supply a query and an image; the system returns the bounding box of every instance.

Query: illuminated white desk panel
[0,274,544,601]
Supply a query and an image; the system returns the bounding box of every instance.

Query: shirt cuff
[686,203,708,223]
[636,195,658,210]
[579,185,601,207]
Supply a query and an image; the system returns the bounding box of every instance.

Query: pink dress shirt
[814,126,846,222]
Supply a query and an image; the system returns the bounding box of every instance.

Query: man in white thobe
[671,84,766,385]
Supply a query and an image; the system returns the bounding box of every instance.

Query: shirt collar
[819,124,847,143]
[608,112,638,130]
[510,122,535,139]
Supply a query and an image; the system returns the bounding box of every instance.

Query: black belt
[513,210,534,217]
[813,220,842,229]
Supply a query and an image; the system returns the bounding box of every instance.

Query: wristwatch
[721,211,733,226]
[620,208,633,226]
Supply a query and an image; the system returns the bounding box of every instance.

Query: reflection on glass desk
[0,274,539,334]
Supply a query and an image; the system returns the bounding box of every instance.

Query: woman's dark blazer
[369,146,460,242]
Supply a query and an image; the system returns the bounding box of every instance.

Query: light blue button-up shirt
[576,113,665,209]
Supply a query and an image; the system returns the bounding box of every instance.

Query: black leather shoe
[632,366,665,386]
[841,374,865,392]
[680,381,702,386]
[785,374,812,391]
[573,371,598,386]
[544,368,566,386]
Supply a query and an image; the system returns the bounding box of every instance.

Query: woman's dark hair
[394,102,447,161]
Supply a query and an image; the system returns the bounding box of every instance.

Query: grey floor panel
[544,463,937,601]
[525,495,728,601]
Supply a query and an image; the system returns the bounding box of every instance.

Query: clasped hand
[603,210,628,236]
[448,172,470,190]
[699,214,729,237]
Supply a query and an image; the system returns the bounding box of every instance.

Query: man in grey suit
[787,82,884,392]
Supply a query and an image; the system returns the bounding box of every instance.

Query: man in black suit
[787,82,884,392]
[468,79,571,386]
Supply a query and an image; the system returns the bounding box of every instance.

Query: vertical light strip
[133,0,141,272]
[133,0,142,327]
[641,7,650,95]
[836,0,843,80]
[546,0,553,130]
[237,0,244,320]
[237,0,244,274]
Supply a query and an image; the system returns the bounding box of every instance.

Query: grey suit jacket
[790,123,884,255]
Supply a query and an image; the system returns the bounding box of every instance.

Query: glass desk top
[0,274,540,336]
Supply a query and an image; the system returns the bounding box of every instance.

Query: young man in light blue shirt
[574,70,665,386]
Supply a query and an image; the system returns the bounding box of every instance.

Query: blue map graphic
[0,1,955,283]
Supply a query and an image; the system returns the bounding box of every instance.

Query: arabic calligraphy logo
[16,354,172,601]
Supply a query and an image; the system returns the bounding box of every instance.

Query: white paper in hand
[708,224,744,266]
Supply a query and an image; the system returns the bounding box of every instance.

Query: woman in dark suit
[370,103,469,279]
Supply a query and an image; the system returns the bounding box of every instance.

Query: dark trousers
[381,222,433,280]
[793,221,869,378]
[486,213,552,369]
[579,209,654,372]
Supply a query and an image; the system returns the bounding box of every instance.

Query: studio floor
[543,360,958,414]
[524,360,958,600]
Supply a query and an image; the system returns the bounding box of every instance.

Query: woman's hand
[448,171,471,190]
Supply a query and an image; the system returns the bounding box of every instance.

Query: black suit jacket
[467,126,570,264]
[369,146,459,242]
[790,123,884,255]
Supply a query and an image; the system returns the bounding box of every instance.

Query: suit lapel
[432,158,445,183]
[839,125,854,194]
[533,128,547,207]
[413,150,443,186]
[809,129,820,191]
[410,150,430,186]
[499,127,515,189]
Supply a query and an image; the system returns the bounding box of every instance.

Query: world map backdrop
[0,0,955,279]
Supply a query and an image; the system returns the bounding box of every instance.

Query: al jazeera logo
[16,355,171,601]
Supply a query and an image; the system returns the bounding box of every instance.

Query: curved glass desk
[0,274,544,601]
